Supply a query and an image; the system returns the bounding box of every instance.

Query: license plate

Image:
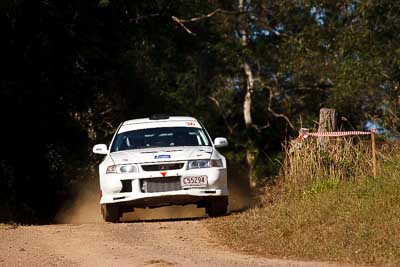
[181,175,208,187]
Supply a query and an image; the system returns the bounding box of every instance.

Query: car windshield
[110,127,211,152]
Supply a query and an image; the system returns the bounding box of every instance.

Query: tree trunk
[318,108,337,146]
[239,0,254,128]
[239,0,256,187]
[243,62,254,128]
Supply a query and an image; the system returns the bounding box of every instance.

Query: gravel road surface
[0,211,359,267]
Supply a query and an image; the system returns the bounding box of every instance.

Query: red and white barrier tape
[297,131,372,141]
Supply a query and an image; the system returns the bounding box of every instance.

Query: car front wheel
[101,204,120,222]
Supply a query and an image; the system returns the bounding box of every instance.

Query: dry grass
[283,137,376,186]
[208,139,400,266]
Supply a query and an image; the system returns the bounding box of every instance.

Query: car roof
[122,116,197,126]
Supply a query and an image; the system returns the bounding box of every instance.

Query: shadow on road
[120,205,207,223]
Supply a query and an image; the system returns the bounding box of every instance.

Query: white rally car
[92,115,229,222]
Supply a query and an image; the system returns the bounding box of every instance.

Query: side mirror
[214,137,228,148]
[92,144,108,155]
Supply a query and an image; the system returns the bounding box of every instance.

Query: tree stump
[318,108,337,147]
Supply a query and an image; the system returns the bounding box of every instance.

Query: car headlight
[106,164,138,174]
[187,159,223,169]
[188,159,210,169]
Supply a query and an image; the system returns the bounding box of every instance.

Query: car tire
[101,204,120,223]
[205,196,228,217]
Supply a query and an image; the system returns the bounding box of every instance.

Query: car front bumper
[99,167,228,207]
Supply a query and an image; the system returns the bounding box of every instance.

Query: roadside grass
[208,139,400,266]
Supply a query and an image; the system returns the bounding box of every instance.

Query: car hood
[109,146,213,165]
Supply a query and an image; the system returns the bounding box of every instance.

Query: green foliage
[304,177,340,196]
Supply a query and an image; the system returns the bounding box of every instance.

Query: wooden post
[371,130,377,177]
[318,108,337,147]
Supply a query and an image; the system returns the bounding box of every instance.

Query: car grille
[140,177,182,193]
[141,163,184,172]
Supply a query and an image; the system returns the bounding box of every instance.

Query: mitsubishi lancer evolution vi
[92,115,229,222]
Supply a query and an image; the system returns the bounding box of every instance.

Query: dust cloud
[226,164,253,211]
[54,179,103,224]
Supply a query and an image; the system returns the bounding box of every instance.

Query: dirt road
[0,209,357,267]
